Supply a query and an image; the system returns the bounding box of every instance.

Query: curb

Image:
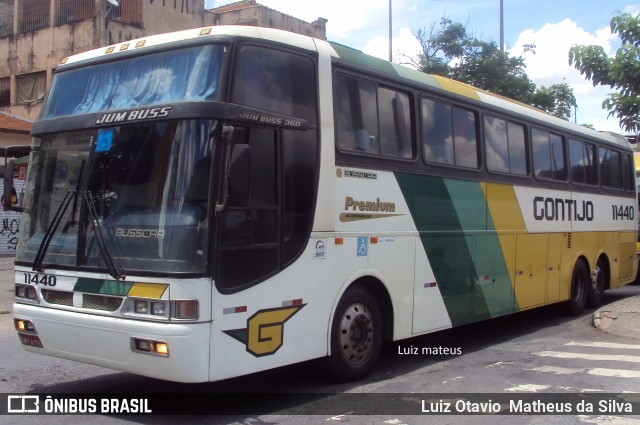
[593,295,640,339]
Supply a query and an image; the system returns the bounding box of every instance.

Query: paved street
[2,255,640,424]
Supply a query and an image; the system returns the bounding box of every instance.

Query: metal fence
[19,0,50,33]
[55,0,94,25]
[0,0,13,37]
[108,0,143,27]
[1,0,144,35]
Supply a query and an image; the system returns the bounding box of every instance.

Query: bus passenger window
[379,88,413,159]
[532,128,566,181]
[623,153,634,192]
[485,115,527,175]
[569,139,597,185]
[422,98,478,168]
[600,147,623,189]
[333,74,378,154]
[452,107,478,169]
[422,98,454,165]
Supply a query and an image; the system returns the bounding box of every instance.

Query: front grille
[42,289,73,307]
[82,294,123,312]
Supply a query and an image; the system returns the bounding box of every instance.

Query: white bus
[8,26,636,383]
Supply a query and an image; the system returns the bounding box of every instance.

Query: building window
[532,127,566,181]
[422,98,479,168]
[107,0,143,27]
[56,0,95,25]
[0,77,10,107]
[19,0,50,33]
[484,115,527,176]
[0,0,14,36]
[16,71,46,105]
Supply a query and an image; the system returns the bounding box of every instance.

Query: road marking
[326,412,355,421]
[567,341,640,350]
[505,383,550,392]
[578,415,640,424]
[529,365,583,374]
[530,365,640,378]
[534,351,640,363]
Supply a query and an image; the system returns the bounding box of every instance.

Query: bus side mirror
[228,144,251,208]
[2,159,23,212]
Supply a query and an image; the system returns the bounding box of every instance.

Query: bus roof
[327,41,630,150]
[58,25,628,151]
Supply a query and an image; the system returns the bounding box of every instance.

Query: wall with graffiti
[0,178,24,256]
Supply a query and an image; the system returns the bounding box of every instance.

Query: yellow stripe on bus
[128,283,168,299]
[482,183,534,309]
[432,75,481,101]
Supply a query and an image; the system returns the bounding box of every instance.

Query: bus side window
[379,88,413,159]
[569,138,598,185]
[422,97,479,168]
[232,45,317,125]
[600,147,623,189]
[422,98,454,165]
[485,115,527,175]
[333,74,378,154]
[532,128,567,181]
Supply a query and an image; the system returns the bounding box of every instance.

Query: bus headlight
[122,298,169,320]
[151,302,166,316]
[134,300,149,314]
[15,284,39,302]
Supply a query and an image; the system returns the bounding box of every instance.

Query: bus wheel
[588,257,608,308]
[328,286,383,382]
[566,259,589,315]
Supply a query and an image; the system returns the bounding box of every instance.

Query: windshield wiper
[33,190,76,272]
[84,191,126,280]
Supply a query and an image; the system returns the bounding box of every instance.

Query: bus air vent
[41,289,73,307]
[82,294,123,312]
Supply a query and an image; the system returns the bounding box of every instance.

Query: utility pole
[500,0,504,53]
[389,0,393,61]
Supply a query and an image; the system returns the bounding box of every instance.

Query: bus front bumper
[13,302,211,383]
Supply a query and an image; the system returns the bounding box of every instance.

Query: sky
[209,0,640,134]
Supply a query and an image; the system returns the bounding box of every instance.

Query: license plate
[18,334,43,348]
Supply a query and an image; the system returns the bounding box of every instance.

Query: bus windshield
[41,44,225,119]
[17,119,217,275]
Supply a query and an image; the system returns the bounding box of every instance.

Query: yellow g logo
[223,305,306,357]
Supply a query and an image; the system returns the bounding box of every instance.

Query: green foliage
[569,12,640,133]
[410,18,576,120]
[530,83,577,121]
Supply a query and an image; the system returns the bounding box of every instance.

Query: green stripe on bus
[395,173,517,325]
[330,42,401,76]
[74,278,133,296]
[443,179,515,317]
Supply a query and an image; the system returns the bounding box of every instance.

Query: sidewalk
[593,294,640,340]
[0,256,14,314]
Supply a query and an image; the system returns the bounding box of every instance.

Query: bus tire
[566,259,589,315]
[327,286,383,382]
[588,257,608,308]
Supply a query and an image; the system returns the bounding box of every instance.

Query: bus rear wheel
[588,257,608,308]
[327,286,383,382]
[566,259,589,315]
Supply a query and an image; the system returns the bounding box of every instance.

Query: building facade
[0,0,327,120]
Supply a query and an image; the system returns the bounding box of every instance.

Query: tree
[530,82,577,121]
[569,12,640,133]
[410,18,576,120]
